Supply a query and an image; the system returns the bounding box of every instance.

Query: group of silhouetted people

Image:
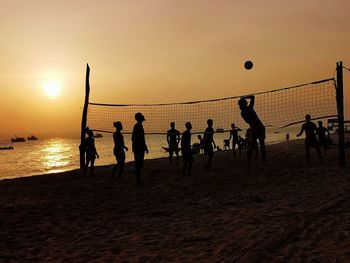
[82,95,331,184]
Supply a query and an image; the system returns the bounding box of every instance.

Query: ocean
[0,129,293,180]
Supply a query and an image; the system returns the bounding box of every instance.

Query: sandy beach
[1,139,350,262]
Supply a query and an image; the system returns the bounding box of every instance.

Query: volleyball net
[86,78,337,134]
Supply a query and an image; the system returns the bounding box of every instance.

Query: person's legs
[134,152,144,185]
[175,149,180,165]
[259,138,266,164]
[90,159,95,175]
[118,160,125,178]
[83,159,90,176]
[169,148,174,165]
[232,141,237,159]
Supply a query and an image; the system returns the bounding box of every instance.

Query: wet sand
[1,140,350,262]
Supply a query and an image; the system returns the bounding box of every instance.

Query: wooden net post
[336,61,345,167]
[79,64,90,169]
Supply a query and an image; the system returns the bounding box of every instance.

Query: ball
[244,60,253,70]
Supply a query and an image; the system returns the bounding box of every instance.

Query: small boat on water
[11,136,26,143]
[27,135,38,140]
[0,146,14,150]
[94,133,103,138]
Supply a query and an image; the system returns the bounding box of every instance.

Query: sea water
[0,128,295,180]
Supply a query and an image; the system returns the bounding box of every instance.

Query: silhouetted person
[237,135,246,155]
[228,123,240,159]
[167,122,180,165]
[204,119,216,169]
[297,114,322,163]
[84,129,99,176]
[112,121,128,179]
[286,133,290,141]
[197,135,204,154]
[316,121,331,155]
[132,112,148,186]
[238,95,266,167]
[181,122,193,176]
[246,128,258,160]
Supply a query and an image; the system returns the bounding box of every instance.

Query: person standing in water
[112,121,128,179]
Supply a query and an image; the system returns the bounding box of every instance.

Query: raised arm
[247,95,255,107]
[241,95,255,107]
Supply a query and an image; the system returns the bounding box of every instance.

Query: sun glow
[43,82,61,99]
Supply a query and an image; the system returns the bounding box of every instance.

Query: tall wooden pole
[336,61,345,167]
[79,64,90,169]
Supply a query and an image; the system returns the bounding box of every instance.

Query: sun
[43,82,61,99]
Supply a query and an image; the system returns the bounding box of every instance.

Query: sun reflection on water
[40,139,72,173]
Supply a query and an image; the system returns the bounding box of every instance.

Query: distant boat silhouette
[27,135,38,140]
[94,133,103,138]
[0,146,14,150]
[11,136,26,143]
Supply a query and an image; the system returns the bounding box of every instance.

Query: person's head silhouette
[185,122,192,130]
[207,119,213,127]
[170,122,175,129]
[305,114,311,122]
[113,121,123,131]
[238,98,248,110]
[135,112,145,123]
[231,123,236,129]
[318,121,323,127]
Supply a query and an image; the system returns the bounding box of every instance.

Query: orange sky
[0,0,349,138]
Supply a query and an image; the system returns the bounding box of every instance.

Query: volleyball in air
[244,60,253,70]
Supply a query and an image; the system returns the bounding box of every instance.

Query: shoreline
[0,138,303,181]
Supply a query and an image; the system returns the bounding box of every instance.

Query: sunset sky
[0,0,349,138]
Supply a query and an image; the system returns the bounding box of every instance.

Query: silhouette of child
[84,129,99,176]
[197,135,204,154]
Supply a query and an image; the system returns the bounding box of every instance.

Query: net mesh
[87,78,337,134]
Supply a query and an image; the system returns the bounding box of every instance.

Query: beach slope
[1,140,350,262]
